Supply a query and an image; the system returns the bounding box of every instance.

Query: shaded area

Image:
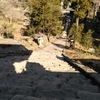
[0,39,32,58]
[56,55,64,61]
[73,59,100,74]
[51,42,67,49]
[0,39,100,100]
[0,56,100,100]
[62,53,100,88]
[84,18,100,47]
[64,48,100,74]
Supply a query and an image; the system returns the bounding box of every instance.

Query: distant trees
[27,0,63,39]
[70,0,93,32]
[67,0,93,48]
[63,0,93,31]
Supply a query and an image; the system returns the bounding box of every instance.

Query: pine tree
[69,0,93,48]
[27,0,62,39]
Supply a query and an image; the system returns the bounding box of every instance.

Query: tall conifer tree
[27,0,62,38]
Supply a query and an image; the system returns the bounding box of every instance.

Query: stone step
[32,77,95,91]
[65,78,92,85]
[34,88,81,99]
[0,73,42,86]
[10,95,43,100]
[61,83,100,93]
[67,67,75,72]
[35,60,68,66]
[10,95,81,100]
[0,94,13,100]
[34,89,67,99]
[0,85,33,96]
[33,80,62,90]
[64,99,80,100]
[3,89,100,100]
[34,87,100,99]
[48,73,90,84]
[77,91,100,100]
[0,79,32,87]
[10,95,60,100]
[55,73,88,81]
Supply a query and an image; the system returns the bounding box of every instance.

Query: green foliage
[68,23,76,36]
[2,23,13,29]
[76,23,84,43]
[82,29,93,49]
[67,0,93,48]
[70,0,93,19]
[50,0,60,5]
[27,0,62,36]
[68,23,84,43]
[3,32,14,39]
[63,0,69,9]
[94,45,100,55]
[1,23,14,39]
[27,27,36,37]
[52,22,63,36]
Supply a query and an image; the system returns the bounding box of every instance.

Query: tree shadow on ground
[51,42,68,49]
[0,43,100,100]
[73,59,100,74]
[1,56,100,100]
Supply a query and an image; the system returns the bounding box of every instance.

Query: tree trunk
[76,17,79,34]
[47,33,50,42]
[74,17,79,48]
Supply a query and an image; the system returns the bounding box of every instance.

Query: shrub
[68,23,84,43]
[3,32,14,39]
[1,23,14,39]
[27,27,35,37]
[51,25,63,36]
[94,45,100,56]
[82,29,93,49]
[2,23,13,29]
[68,23,76,37]
[76,23,84,43]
